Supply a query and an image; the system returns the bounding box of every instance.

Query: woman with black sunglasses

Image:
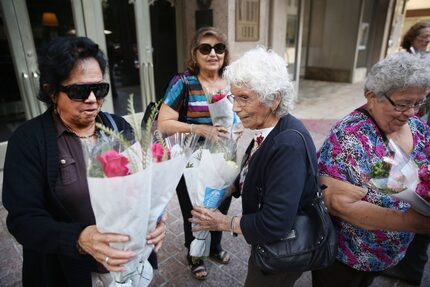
[2,36,166,287]
[157,26,233,280]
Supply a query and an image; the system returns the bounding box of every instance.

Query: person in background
[401,22,430,55]
[190,47,318,287]
[157,26,232,280]
[2,36,166,287]
[401,21,430,127]
[313,52,430,287]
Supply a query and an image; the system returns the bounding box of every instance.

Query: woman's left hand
[190,206,228,232]
[146,213,168,253]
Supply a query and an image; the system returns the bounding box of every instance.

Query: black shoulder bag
[141,73,189,126]
[251,129,338,273]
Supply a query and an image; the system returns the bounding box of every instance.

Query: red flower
[416,182,430,201]
[211,93,226,103]
[416,165,430,201]
[96,150,130,177]
[152,143,170,163]
[418,165,430,183]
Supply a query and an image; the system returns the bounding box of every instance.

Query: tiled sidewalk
[0,80,429,287]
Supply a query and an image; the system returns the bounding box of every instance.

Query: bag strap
[256,129,321,209]
[286,129,317,180]
[355,107,388,144]
[287,129,323,198]
[178,73,189,122]
[141,73,190,127]
[103,112,119,132]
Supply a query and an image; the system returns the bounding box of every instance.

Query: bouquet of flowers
[85,132,152,286]
[139,131,199,280]
[183,137,240,258]
[84,97,194,286]
[368,139,430,216]
[206,88,235,129]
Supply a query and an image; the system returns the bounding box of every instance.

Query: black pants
[244,255,302,287]
[312,260,379,287]
[382,234,430,285]
[176,176,232,254]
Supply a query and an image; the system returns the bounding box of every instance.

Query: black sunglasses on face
[59,83,110,101]
[196,43,226,55]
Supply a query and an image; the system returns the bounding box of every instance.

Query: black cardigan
[240,114,318,245]
[2,109,133,287]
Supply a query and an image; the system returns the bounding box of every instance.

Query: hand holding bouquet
[184,137,240,258]
[368,139,430,216]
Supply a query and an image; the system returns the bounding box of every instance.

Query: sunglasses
[196,43,226,55]
[59,83,110,101]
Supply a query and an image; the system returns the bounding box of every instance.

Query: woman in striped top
[158,26,232,281]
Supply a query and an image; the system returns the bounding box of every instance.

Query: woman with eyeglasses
[2,37,166,287]
[385,24,430,285]
[190,47,319,287]
[312,53,430,287]
[157,26,232,280]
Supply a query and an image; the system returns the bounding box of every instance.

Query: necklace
[58,115,96,139]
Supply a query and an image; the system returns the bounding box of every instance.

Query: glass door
[0,0,76,168]
[285,0,304,82]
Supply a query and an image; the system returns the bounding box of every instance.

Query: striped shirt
[163,71,213,125]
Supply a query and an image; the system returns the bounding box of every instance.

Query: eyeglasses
[417,34,430,41]
[59,83,110,102]
[196,43,226,55]
[383,93,427,113]
[228,94,253,107]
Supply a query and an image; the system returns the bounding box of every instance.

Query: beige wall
[228,0,271,61]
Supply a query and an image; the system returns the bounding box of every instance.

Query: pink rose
[152,143,170,163]
[211,93,226,103]
[418,165,430,183]
[96,150,130,177]
[416,165,430,202]
[416,182,430,201]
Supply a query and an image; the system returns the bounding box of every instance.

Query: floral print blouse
[318,107,430,272]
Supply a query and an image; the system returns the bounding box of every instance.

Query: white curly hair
[223,47,295,117]
[365,52,430,99]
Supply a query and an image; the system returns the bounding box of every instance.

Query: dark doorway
[150,0,178,101]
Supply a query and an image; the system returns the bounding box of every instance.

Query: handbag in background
[251,129,337,273]
[141,73,189,127]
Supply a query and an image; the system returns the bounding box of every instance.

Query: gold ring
[105,256,109,265]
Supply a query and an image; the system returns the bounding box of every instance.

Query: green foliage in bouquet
[368,161,390,179]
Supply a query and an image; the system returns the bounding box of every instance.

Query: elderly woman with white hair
[190,47,318,286]
[313,52,430,287]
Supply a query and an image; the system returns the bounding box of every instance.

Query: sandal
[209,250,230,265]
[187,256,208,281]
